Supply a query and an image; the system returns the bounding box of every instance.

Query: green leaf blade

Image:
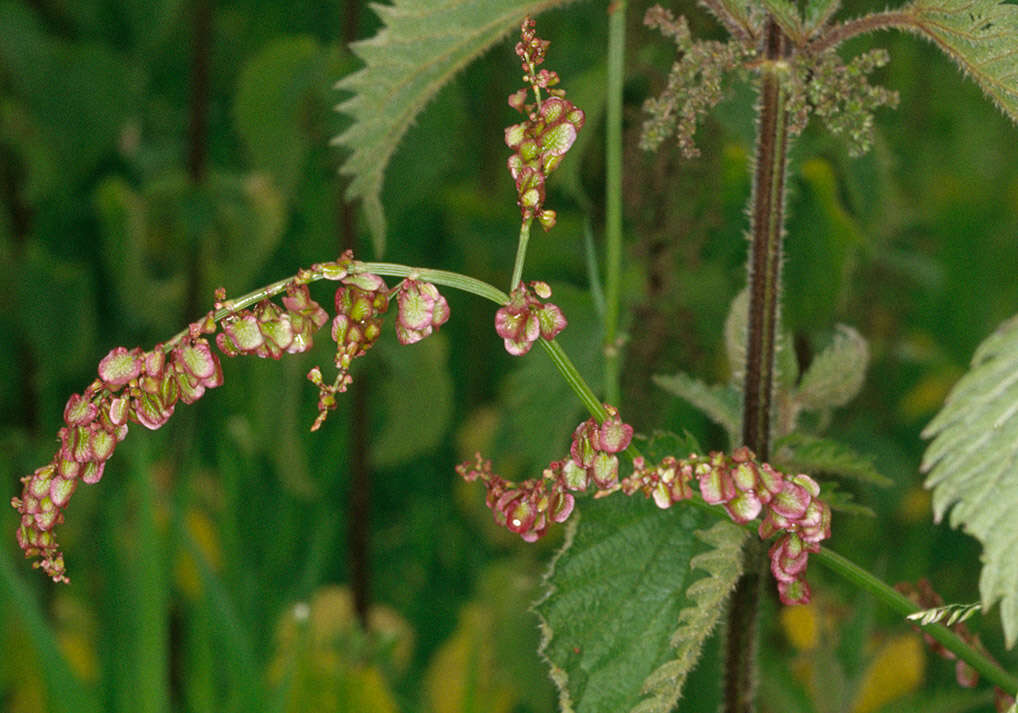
[760,0,805,42]
[921,313,1018,648]
[535,499,714,713]
[653,371,741,445]
[333,0,576,255]
[634,521,747,713]
[773,432,891,487]
[793,325,869,412]
[903,0,1018,124]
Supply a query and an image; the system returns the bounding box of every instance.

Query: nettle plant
[12,0,1018,711]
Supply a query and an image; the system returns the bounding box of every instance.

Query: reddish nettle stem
[809,10,916,53]
[742,20,791,462]
[728,18,793,713]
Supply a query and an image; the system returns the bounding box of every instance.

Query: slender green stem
[688,498,1018,699]
[163,260,510,354]
[814,546,1018,695]
[509,219,533,292]
[603,0,626,406]
[539,338,608,421]
[357,262,510,304]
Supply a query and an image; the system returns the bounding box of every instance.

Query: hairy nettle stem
[727,18,793,713]
[742,21,790,462]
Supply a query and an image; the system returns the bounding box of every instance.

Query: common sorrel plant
[7,3,1018,712]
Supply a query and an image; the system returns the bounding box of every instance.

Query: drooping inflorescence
[505,17,585,230]
[12,251,454,582]
[459,414,831,605]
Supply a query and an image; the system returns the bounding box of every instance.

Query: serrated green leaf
[724,288,798,390]
[819,483,876,517]
[773,432,891,487]
[632,430,703,463]
[805,0,841,31]
[697,0,760,38]
[794,325,868,412]
[633,521,746,713]
[901,0,1018,125]
[333,0,577,255]
[534,498,714,713]
[725,288,749,385]
[921,313,1018,648]
[653,372,741,446]
[760,0,804,42]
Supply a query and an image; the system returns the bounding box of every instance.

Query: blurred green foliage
[2,0,1017,711]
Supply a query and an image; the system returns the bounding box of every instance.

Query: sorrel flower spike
[395,278,450,345]
[494,281,567,355]
[12,323,226,583]
[506,17,585,230]
[461,415,832,606]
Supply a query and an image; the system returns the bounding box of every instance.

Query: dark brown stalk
[724,18,792,713]
[741,19,790,463]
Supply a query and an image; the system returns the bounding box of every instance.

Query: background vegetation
[2,0,1017,710]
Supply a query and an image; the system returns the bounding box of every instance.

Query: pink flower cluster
[12,324,225,583]
[505,17,585,230]
[562,405,635,490]
[395,279,450,345]
[456,406,633,542]
[308,270,454,430]
[460,413,832,605]
[217,284,328,359]
[621,446,830,605]
[13,252,458,580]
[307,271,391,431]
[456,455,575,543]
[494,281,567,355]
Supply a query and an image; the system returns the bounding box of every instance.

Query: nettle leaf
[653,372,741,446]
[724,288,798,390]
[921,314,1018,648]
[820,483,877,517]
[773,432,891,487]
[333,0,577,255]
[760,0,805,42]
[805,0,841,31]
[724,289,750,385]
[534,499,714,713]
[794,325,868,412]
[901,0,1018,124]
[536,428,739,713]
[632,521,747,713]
